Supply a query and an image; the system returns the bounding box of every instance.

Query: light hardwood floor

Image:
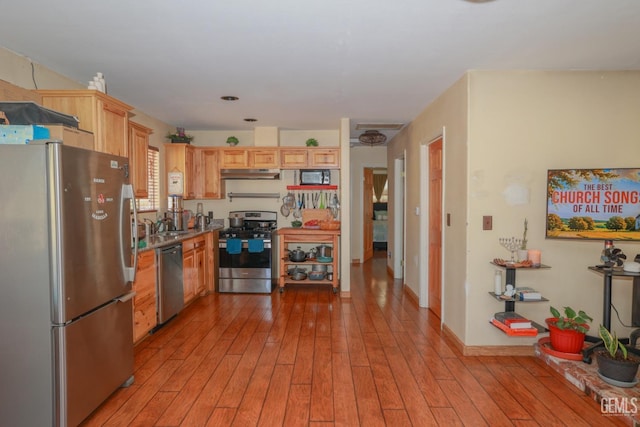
[81,255,624,426]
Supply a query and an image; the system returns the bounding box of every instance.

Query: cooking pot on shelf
[287,246,307,262]
[229,217,244,228]
[316,244,332,258]
[289,266,307,281]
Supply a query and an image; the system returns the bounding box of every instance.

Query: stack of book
[515,286,543,301]
[490,312,538,336]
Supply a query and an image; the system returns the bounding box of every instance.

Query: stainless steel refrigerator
[0,141,137,427]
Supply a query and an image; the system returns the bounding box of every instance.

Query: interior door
[428,138,443,318]
[363,168,374,262]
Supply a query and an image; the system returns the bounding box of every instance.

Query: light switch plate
[483,215,492,230]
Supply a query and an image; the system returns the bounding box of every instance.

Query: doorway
[363,167,388,263]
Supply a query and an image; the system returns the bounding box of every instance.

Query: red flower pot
[546,317,587,354]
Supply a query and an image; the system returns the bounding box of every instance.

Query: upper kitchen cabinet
[220,148,279,169]
[197,148,225,199]
[128,121,153,198]
[37,90,132,157]
[165,143,196,199]
[280,147,340,169]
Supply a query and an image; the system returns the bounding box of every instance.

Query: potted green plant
[596,324,640,383]
[546,306,593,354]
[226,136,239,146]
[166,127,193,143]
[305,138,318,147]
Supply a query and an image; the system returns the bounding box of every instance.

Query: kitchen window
[136,146,159,212]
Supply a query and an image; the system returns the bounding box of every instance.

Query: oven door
[218,240,275,293]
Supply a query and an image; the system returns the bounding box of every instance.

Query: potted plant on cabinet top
[305,138,318,147]
[226,136,239,146]
[546,306,593,354]
[166,127,193,143]
[596,324,640,384]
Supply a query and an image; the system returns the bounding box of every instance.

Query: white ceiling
[1,0,639,144]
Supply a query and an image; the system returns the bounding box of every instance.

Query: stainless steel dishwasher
[156,243,184,325]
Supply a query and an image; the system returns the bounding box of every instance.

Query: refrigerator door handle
[121,183,137,283]
[117,291,136,303]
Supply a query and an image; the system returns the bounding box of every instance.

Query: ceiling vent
[355,123,404,131]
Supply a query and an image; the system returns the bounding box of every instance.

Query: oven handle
[219,241,272,249]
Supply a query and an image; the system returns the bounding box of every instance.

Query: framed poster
[546,168,640,240]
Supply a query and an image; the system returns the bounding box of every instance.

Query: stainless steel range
[218,210,278,293]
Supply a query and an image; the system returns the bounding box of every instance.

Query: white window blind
[137,146,159,212]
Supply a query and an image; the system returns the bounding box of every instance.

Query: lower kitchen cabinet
[183,235,206,304]
[132,250,157,342]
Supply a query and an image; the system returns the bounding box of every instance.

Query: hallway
[81,257,622,426]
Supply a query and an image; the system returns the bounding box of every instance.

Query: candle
[528,249,541,267]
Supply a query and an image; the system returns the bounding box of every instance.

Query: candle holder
[499,237,522,262]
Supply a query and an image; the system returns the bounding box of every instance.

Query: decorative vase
[546,318,587,354]
[517,249,528,262]
[596,351,640,383]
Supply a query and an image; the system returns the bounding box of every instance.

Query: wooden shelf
[286,185,338,190]
[278,228,339,294]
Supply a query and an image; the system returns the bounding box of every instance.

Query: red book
[503,318,532,329]
[490,318,538,336]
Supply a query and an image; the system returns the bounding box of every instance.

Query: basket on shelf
[319,220,340,230]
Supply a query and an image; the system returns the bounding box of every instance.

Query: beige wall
[390,69,640,348]
[388,74,469,340]
[349,145,387,262]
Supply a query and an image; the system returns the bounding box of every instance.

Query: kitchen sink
[153,231,191,239]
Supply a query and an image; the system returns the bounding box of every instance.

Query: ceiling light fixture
[221,96,239,101]
[358,130,387,146]
[244,118,257,122]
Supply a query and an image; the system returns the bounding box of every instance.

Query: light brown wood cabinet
[128,121,152,198]
[38,90,132,157]
[220,148,279,169]
[280,147,340,169]
[198,148,225,199]
[277,228,340,294]
[183,235,206,304]
[164,143,197,199]
[132,250,156,342]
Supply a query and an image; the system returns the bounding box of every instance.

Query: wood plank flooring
[81,255,625,426]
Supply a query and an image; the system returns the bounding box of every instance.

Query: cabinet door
[128,122,152,198]
[98,98,129,157]
[132,251,156,342]
[195,245,206,295]
[183,246,196,304]
[220,148,248,169]
[280,148,308,169]
[199,149,225,199]
[165,143,196,199]
[249,149,279,168]
[309,148,340,169]
[184,145,196,199]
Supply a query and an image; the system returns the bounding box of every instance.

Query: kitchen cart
[277,228,340,294]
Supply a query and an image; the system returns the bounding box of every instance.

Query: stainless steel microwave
[300,169,330,185]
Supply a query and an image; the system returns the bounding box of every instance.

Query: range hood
[220,169,281,180]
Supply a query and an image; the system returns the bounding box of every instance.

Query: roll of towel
[248,239,264,253]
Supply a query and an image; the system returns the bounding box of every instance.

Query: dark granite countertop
[138,224,223,252]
